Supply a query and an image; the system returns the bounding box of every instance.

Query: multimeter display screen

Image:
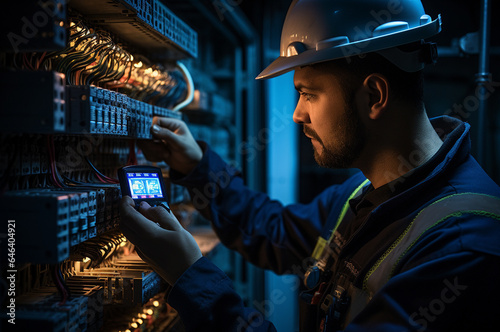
[126,172,164,199]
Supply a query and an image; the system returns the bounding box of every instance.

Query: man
[119,0,500,331]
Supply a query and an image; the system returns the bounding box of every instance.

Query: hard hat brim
[256,16,441,80]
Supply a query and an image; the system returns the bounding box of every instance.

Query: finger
[122,195,135,206]
[138,200,170,214]
[119,199,144,243]
[138,200,151,209]
[119,196,139,222]
[152,117,191,145]
[119,197,163,237]
[151,123,184,147]
[138,202,183,232]
[154,116,185,132]
[138,201,178,230]
[135,201,168,230]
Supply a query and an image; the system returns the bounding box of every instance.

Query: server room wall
[0,1,264,331]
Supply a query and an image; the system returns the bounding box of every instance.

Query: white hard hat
[256,0,442,80]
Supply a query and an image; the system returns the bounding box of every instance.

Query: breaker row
[1,181,185,263]
[0,71,182,136]
[2,187,119,263]
[3,266,164,332]
[134,0,198,58]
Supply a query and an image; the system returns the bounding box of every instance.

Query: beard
[304,98,366,169]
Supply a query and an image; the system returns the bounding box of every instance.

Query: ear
[361,74,390,120]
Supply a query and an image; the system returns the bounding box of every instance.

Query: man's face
[293,65,365,169]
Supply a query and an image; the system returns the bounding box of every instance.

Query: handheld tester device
[118,165,170,212]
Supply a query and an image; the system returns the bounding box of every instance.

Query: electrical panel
[0,0,244,330]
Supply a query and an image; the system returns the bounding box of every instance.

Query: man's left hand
[119,196,202,285]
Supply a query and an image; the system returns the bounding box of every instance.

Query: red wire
[46,136,55,184]
[91,167,118,184]
[50,139,62,188]
[94,169,117,184]
[103,175,119,183]
[23,54,35,70]
[53,266,68,305]
[36,52,47,70]
[51,137,65,188]
[95,173,108,183]
[22,54,28,70]
[47,135,63,188]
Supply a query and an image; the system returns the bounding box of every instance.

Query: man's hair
[314,44,425,110]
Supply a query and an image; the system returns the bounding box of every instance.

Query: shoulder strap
[363,193,500,299]
[311,179,370,260]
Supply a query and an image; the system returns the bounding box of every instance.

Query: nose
[293,101,309,124]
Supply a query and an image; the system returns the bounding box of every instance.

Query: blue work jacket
[167,116,500,331]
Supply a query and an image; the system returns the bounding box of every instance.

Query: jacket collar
[368,116,470,216]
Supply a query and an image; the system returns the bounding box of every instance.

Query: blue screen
[126,172,164,199]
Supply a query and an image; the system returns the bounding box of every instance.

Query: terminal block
[70,0,197,59]
[25,189,92,246]
[56,188,99,239]
[66,85,182,138]
[153,105,183,120]
[66,85,129,136]
[1,192,70,264]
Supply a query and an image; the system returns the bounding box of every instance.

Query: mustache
[303,126,322,143]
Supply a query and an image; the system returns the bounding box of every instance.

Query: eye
[299,92,314,101]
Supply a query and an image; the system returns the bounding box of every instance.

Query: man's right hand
[138,117,203,175]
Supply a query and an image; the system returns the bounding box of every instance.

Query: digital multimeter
[118,165,170,212]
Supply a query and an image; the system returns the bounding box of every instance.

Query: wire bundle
[46,135,120,187]
[71,232,126,268]
[85,157,119,184]
[6,19,191,113]
[26,20,189,108]
[39,21,132,86]
[117,59,187,109]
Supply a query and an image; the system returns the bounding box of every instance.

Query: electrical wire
[61,173,117,188]
[58,265,71,300]
[85,157,119,184]
[51,265,68,305]
[47,135,70,188]
[46,135,64,188]
[71,231,124,268]
[36,52,47,70]
[22,18,190,115]
[173,61,194,111]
